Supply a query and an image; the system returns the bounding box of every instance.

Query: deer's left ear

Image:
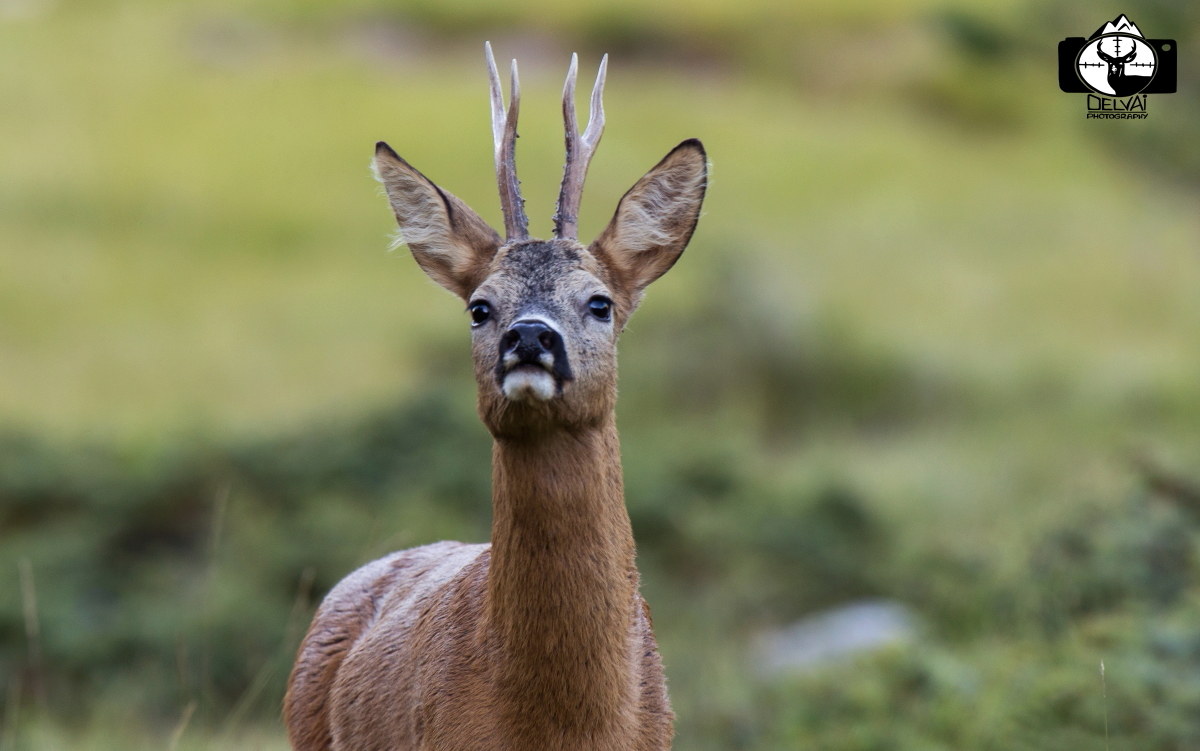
[590,139,707,301]
[374,141,502,300]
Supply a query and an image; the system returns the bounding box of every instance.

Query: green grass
[3,2,1196,441]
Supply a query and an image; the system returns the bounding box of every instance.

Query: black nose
[501,320,561,362]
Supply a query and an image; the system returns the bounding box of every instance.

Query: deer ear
[590,139,707,300]
[373,142,502,300]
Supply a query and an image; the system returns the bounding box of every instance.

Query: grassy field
[2,0,1199,749]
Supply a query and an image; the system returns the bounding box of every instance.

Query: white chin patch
[502,368,557,402]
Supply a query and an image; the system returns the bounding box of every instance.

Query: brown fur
[284,82,706,750]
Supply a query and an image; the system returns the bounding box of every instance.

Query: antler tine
[553,53,607,240]
[485,41,529,242]
[584,54,608,148]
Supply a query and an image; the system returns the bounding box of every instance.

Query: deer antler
[486,42,529,243]
[553,52,608,240]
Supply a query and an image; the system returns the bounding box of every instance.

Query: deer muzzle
[496,319,574,402]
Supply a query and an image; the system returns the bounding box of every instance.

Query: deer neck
[484,416,638,733]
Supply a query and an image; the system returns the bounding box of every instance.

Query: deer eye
[468,301,492,326]
[587,296,613,322]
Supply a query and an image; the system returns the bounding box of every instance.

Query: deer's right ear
[590,139,707,306]
[373,142,502,300]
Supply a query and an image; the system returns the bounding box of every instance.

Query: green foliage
[6,387,1200,749]
[742,486,1200,751]
[0,392,489,727]
[0,386,886,722]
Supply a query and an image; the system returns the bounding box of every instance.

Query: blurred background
[1,0,1198,748]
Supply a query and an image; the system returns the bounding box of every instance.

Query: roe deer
[284,42,707,751]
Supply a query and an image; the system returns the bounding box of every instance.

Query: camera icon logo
[1058,14,1176,97]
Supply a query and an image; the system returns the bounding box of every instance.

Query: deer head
[373,43,707,441]
[1096,44,1138,78]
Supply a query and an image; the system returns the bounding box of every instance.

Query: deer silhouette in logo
[1095,38,1153,96]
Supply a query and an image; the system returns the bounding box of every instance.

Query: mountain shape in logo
[1093,15,1143,38]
